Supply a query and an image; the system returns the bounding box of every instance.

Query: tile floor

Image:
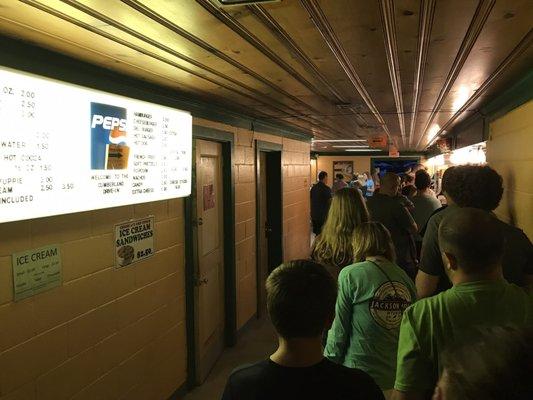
[183,317,277,400]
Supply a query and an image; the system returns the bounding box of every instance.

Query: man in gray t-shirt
[367,173,417,278]
[411,171,441,241]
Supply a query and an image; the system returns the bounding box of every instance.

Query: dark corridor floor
[183,317,277,400]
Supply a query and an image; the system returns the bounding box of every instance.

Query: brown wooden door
[194,139,225,383]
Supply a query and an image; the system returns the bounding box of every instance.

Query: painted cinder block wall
[0,117,311,399]
[282,139,312,262]
[0,200,187,400]
[487,100,533,240]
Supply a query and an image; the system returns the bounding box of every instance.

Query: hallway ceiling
[0,0,531,151]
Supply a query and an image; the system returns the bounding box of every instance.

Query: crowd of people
[222,164,532,400]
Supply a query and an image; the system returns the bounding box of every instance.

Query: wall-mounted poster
[333,161,354,179]
[114,217,154,268]
[12,244,62,301]
[0,65,192,224]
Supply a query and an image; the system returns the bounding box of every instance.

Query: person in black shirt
[310,171,332,235]
[221,260,384,400]
[416,165,533,298]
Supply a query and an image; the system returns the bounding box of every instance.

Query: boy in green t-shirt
[393,208,533,400]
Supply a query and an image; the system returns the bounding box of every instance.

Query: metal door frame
[254,140,283,318]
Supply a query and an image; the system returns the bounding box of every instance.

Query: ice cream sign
[114,217,154,268]
[0,65,192,223]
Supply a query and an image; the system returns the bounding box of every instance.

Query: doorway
[185,127,236,387]
[255,141,283,318]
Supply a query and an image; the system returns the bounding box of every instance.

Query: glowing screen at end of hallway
[0,66,192,223]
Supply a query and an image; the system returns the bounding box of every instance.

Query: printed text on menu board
[0,66,192,223]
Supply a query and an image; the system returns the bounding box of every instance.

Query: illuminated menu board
[0,66,192,223]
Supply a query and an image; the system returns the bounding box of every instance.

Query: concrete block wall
[233,128,258,329]
[282,139,312,262]
[0,200,186,400]
[487,100,533,240]
[0,116,311,399]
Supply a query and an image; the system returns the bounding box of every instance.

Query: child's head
[266,260,337,339]
[352,222,396,262]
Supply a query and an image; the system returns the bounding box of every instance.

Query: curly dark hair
[442,165,503,211]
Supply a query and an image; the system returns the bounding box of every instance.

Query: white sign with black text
[0,65,192,224]
[114,217,154,268]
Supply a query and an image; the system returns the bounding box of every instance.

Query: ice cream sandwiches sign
[114,216,154,268]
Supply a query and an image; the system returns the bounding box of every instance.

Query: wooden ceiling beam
[193,0,356,139]
[195,0,328,100]
[300,0,391,140]
[64,0,358,139]
[379,0,406,147]
[121,0,348,132]
[415,0,495,149]
[427,28,533,148]
[22,0,337,138]
[247,4,369,128]
[409,0,436,149]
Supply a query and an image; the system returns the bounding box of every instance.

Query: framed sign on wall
[0,66,192,223]
[333,161,354,179]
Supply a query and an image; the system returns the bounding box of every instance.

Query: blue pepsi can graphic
[90,102,129,170]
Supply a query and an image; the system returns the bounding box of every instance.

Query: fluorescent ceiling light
[312,139,367,143]
[427,124,441,144]
[345,149,382,152]
[332,145,369,148]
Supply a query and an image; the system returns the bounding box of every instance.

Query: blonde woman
[324,222,416,398]
[311,187,369,278]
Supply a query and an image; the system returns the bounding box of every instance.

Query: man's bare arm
[415,270,439,299]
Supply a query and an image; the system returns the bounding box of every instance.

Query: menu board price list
[1,86,37,119]
[1,66,192,223]
[41,176,53,192]
[20,90,36,119]
[1,79,50,207]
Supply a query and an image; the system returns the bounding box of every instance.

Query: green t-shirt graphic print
[325,260,416,390]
